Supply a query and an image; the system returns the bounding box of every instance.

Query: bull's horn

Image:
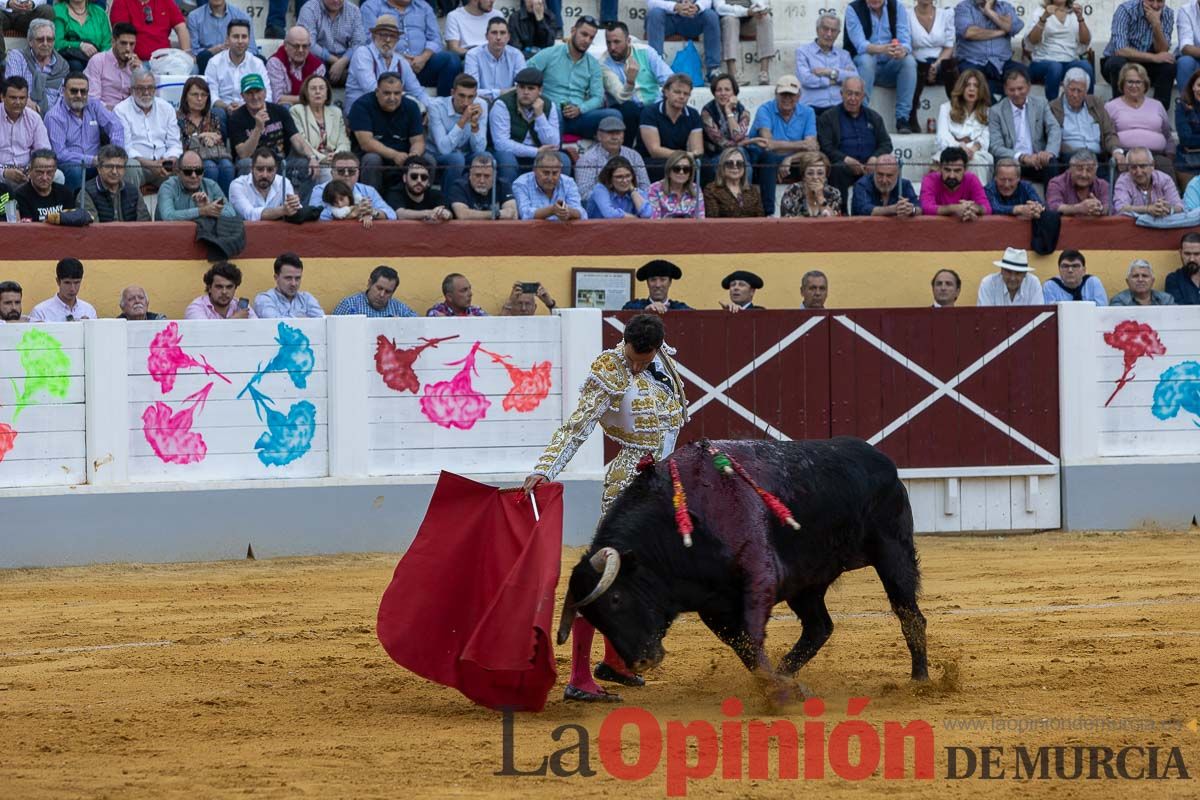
[575,547,620,608]
[555,591,577,646]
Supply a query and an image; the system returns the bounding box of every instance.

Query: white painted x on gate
[604,315,827,441]
[832,312,1059,465]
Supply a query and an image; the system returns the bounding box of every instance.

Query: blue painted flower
[254,399,318,466]
[266,322,314,390]
[1151,361,1200,426]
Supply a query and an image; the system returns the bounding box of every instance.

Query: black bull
[557,437,929,683]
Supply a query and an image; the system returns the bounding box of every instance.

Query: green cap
[240,73,266,94]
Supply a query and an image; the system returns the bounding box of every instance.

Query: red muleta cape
[376,472,563,712]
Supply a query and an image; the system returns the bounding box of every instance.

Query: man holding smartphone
[500,281,558,315]
[157,151,238,221]
[185,261,258,320]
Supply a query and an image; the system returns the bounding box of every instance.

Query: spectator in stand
[639,73,704,181]
[361,0,462,98]
[603,21,672,146]
[332,265,419,317]
[1102,0,1175,109]
[445,0,495,55]
[513,148,585,220]
[323,180,377,226]
[79,144,150,221]
[1,0,54,43]
[574,116,649,202]
[311,151,396,219]
[157,150,238,221]
[231,74,322,201]
[509,0,562,58]
[45,72,125,191]
[977,247,1041,305]
[0,77,52,186]
[392,155,453,219]
[936,68,992,179]
[12,149,84,222]
[931,269,961,307]
[187,0,257,74]
[796,14,858,118]
[984,157,1046,218]
[29,257,95,321]
[851,153,920,217]
[349,72,428,201]
[4,19,69,114]
[489,66,570,184]
[1110,258,1175,305]
[750,75,817,216]
[988,66,1061,182]
[56,0,111,78]
[844,0,918,133]
[1048,67,1121,164]
[117,286,165,320]
[1179,1,1200,94]
[297,0,366,87]
[817,76,891,211]
[184,261,256,320]
[447,153,518,219]
[345,14,430,111]
[1042,248,1107,304]
[229,147,305,221]
[921,145,990,220]
[587,155,652,219]
[700,73,759,182]
[465,16,526,103]
[800,270,828,309]
[108,0,189,64]
[1025,0,1092,102]
[1106,62,1175,176]
[715,0,773,84]
[703,146,764,217]
[780,151,840,217]
[266,27,326,107]
[623,259,692,311]
[719,270,764,311]
[527,17,621,139]
[953,0,1023,98]
[499,283,548,316]
[114,68,183,190]
[0,281,23,321]
[428,73,489,193]
[290,74,350,181]
[427,273,488,317]
[646,150,703,218]
[1114,145,1182,216]
[254,252,325,319]
[1166,233,1200,304]
[645,0,721,82]
[1176,68,1200,180]
[83,23,138,111]
[1047,149,1112,215]
[177,77,234,196]
[204,20,271,114]
[909,0,957,131]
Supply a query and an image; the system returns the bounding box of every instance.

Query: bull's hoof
[564,684,623,703]
[594,663,646,687]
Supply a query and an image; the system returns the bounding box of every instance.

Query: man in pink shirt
[183,261,258,320]
[84,23,141,111]
[919,146,991,221]
[0,76,50,185]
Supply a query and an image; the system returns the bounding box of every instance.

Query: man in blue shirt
[309,151,397,220]
[954,0,1024,99]
[748,75,818,216]
[638,73,704,181]
[360,0,463,97]
[984,158,1047,217]
[332,265,419,317]
[513,148,585,220]
[1102,0,1176,109]
[644,0,721,80]
[850,153,920,216]
[253,253,326,319]
[817,77,893,211]
[347,72,427,198]
[1042,249,1108,304]
[844,0,918,132]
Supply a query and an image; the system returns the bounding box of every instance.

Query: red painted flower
[148,322,230,394]
[1103,320,1167,407]
[499,360,552,412]
[0,423,16,463]
[141,383,213,464]
[375,334,460,394]
[420,343,491,430]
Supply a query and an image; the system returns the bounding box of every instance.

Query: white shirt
[1178,0,1200,51]
[114,97,183,160]
[203,49,272,106]
[444,6,490,48]
[907,5,955,62]
[976,272,1042,306]
[1026,12,1083,63]
[229,173,296,220]
[936,102,990,154]
[1011,103,1033,157]
[29,294,98,322]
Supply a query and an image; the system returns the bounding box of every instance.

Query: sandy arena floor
[1,531,1198,799]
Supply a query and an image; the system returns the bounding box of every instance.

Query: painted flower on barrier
[374,334,460,393]
[142,383,213,465]
[478,347,552,413]
[1103,320,1167,407]
[240,322,316,400]
[0,422,16,463]
[147,322,230,394]
[1151,361,1200,425]
[420,342,491,430]
[11,328,70,422]
[245,384,317,466]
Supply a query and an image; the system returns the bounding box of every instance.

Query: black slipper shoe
[564,684,623,703]
[594,662,646,687]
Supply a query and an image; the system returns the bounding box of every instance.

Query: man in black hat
[719,270,765,312]
[622,259,692,312]
[489,65,571,185]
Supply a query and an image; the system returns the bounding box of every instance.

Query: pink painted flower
[142,383,213,464]
[420,343,491,430]
[1103,320,1167,407]
[148,322,230,394]
[0,423,16,463]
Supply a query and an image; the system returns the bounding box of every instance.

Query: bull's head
[556,546,672,673]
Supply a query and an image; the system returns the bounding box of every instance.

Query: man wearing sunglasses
[309,151,395,220]
[527,16,622,139]
[157,151,238,221]
[392,155,452,220]
[28,258,96,322]
[45,73,126,192]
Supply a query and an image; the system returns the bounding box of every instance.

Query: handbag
[671,41,705,86]
[186,132,231,162]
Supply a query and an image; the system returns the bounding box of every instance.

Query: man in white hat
[977,247,1042,306]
